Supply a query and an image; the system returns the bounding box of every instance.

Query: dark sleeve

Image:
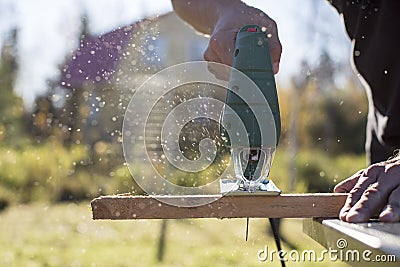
[328,0,344,13]
[327,0,400,160]
[327,0,365,39]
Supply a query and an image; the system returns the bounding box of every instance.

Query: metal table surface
[303,218,400,266]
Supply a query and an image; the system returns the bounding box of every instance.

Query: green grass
[0,203,349,267]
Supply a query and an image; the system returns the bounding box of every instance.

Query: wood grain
[91,193,347,220]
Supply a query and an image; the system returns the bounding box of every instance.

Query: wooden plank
[303,219,400,266]
[91,193,347,220]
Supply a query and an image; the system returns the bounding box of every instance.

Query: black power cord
[269,218,286,267]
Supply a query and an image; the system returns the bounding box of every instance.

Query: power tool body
[220,24,281,195]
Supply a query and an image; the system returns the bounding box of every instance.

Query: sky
[0,0,352,108]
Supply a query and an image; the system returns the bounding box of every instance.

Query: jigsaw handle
[226,24,281,147]
[221,24,281,182]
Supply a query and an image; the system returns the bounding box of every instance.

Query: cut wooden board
[91,193,347,220]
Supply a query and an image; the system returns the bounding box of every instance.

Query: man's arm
[171,0,231,35]
[171,0,282,73]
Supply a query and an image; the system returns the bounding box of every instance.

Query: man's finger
[206,62,230,81]
[345,166,399,222]
[204,50,221,79]
[268,38,281,75]
[379,186,400,222]
[209,32,234,66]
[338,166,383,221]
[378,164,400,222]
[339,175,374,221]
[264,19,282,74]
[273,62,280,75]
[334,169,364,193]
[345,182,387,222]
[204,45,221,63]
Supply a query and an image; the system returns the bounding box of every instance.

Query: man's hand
[204,3,282,74]
[334,158,400,222]
[172,0,282,73]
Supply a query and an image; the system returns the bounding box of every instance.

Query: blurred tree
[64,14,90,146]
[312,50,336,93]
[0,28,26,146]
[313,50,336,152]
[304,85,367,154]
[294,51,367,155]
[287,60,311,192]
[30,94,57,141]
